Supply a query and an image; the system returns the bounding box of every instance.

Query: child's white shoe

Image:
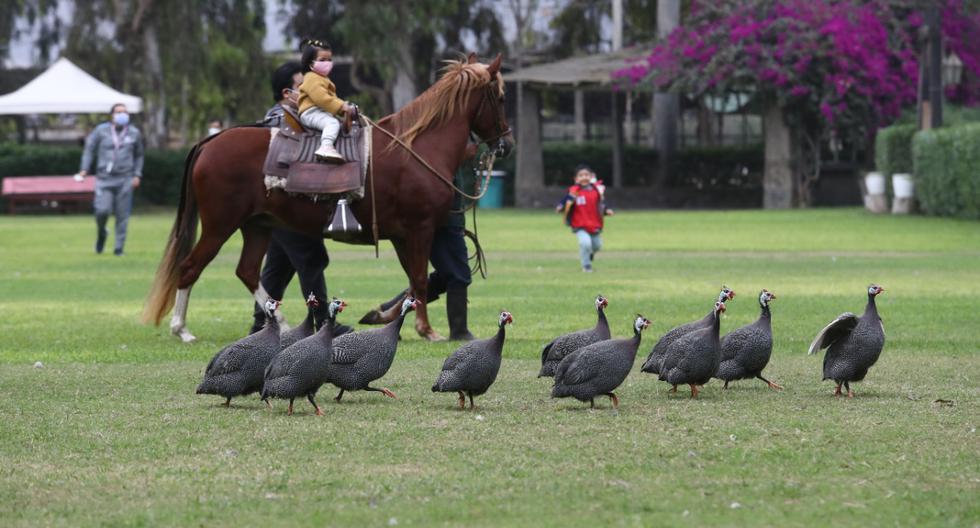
[315,145,345,163]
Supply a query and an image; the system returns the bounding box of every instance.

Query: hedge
[2,141,764,208]
[912,123,980,219]
[874,124,916,176]
[0,143,187,206]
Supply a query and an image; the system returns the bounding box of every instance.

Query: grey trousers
[94,177,134,252]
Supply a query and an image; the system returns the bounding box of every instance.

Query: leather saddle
[263,106,368,196]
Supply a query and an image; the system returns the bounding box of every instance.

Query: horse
[142,54,513,343]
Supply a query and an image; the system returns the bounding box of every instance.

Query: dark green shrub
[913,123,980,219]
[875,124,916,176]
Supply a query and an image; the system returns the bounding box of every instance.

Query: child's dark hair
[271,61,303,102]
[300,37,332,73]
[574,164,593,174]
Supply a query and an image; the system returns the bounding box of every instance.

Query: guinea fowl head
[759,289,776,307]
[498,311,514,327]
[305,292,320,308]
[262,299,282,316]
[633,315,651,334]
[594,295,609,310]
[718,286,736,302]
[714,301,727,315]
[400,296,420,316]
[868,284,885,297]
[327,298,347,319]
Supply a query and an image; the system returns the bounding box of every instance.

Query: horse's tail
[141,142,203,325]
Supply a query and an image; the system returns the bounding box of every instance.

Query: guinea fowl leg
[669,385,678,394]
[264,398,272,410]
[723,381,729,389]
[845,381,854,398]
[468,393,475,410]
[590,398,595,409]
[287,398,294,416]
[757,375,784,391]
[365,386,398,399]
[222,397,232,407]
[833,383,843,397]
[457,391,466,409]
[334,389,345,402]
[689,384,700,399]
[308,394,324,416]
[606,393,619,409]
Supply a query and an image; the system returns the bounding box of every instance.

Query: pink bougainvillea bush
[617,0,980,144]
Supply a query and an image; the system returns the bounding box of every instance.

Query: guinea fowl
[659,300,726,398]
[538,295,610,377]
[260,299,346,415]
[279,293,320,350]
[432,311,513,409]
[196,299,282,406]
[640,286,735,375]
[551,315,651,409]
[808,284,886,397]
[715,290,783,391]
[326,297,419,402]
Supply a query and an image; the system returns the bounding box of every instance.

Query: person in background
[79,103,144,256]
[248,60,349,336]
[207,119,223,136]
[557,164,614,272]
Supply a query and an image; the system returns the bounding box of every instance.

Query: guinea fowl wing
[555,347,606,387]
[808,312,858,355]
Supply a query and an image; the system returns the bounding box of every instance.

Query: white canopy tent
[0,57,142,115]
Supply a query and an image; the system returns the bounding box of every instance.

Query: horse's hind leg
[238,223,286,327]
[171,225,238,343]
[392,233,442,341]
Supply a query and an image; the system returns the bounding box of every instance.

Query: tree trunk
[763,105,798,209]
[515,85,544,206]
[573,89,585,144]
[611,91,623,188]
[141,21,167,149]
[391,38,417,111]
[653,0,680,188]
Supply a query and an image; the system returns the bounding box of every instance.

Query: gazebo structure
[0,57,142,115]
[506,47,651,207]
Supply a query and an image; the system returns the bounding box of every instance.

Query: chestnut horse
[142,55,512,342]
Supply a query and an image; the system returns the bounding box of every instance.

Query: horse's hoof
[358,308,385,325]
[418,328,446,342]
[172,326,196,343]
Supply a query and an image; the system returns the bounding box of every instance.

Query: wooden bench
[1,175,96,215]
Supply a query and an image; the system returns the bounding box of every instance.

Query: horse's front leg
[392,231,442,341]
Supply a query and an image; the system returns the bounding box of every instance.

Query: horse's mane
[385,59,504,148]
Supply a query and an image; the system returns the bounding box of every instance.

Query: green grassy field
[0,208,978,527]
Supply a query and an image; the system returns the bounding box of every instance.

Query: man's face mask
[112,112,130,126]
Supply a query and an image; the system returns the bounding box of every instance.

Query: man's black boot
[447,286,475,341]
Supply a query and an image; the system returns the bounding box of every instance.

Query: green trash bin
[478,171,506,208]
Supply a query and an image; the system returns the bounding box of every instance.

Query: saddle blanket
[263,118,371,199]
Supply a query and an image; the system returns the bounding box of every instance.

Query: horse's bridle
[470,81,512,156]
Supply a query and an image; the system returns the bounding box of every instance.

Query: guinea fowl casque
[432,311,513,409]
[551,315,651,409]
[715,289,783,391]
[640,286,735,375]
[808,284,886,397]
[196,299,282,407]
[326,297,420,402]
[538,295,610,377]
[260,299,346,415]
[279,293,320,350]
[659,300,726,398]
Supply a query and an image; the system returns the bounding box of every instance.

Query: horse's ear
[487,53,502,76]
[467,52,478,64]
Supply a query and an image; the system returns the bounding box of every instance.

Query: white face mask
[208,127,221,136]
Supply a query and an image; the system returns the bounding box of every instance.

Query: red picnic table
[1,175,96,215]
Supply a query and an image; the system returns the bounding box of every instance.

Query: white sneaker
[314,145,345,163]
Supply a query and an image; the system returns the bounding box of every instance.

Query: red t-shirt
[566,184,604,234]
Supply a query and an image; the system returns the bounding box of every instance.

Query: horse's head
[469,54,514,158]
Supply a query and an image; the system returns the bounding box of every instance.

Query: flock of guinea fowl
[197,284,887,414]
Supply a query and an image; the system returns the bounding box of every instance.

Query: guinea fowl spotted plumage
[640,286,735,375]
[260,299,346,415]
[326,297,420,402]
[808,284,886,397]
[196,300,282,406]
[551,315,651,409]
[279,293,320,350]
[659,300,726,398]
[538,295,610,377]
[715,290,783,391]
[432,311,513,409]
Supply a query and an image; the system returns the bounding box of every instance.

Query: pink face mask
[311,60,333,77]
